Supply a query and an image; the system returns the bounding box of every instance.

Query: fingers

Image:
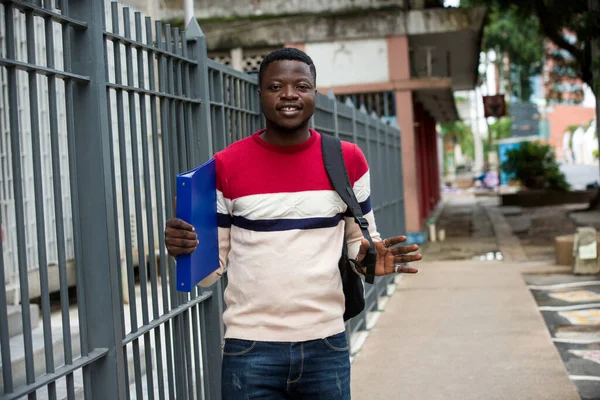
[166,218,195,232]
[165,218,198,256]
[166,244,197,256]
[165,235,198,249]
[394,253,422,264]
[391,244,420,255]
[396,265,419,274]
[356,239,370,262]
[383,235,407,247]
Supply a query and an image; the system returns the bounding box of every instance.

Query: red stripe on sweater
[214,130,368,201]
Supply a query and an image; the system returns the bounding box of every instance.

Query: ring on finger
[394,263,407,273]
[383,239,389,248]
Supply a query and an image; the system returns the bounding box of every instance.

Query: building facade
[533,33,597,162]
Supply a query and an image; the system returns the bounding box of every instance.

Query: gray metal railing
[0,1,404,398]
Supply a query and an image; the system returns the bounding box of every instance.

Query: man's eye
[269,85,281,90]
[297,85,309,90]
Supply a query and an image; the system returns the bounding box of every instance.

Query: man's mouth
[278,105,302,117]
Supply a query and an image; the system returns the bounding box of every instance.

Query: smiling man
[164,48,421,399]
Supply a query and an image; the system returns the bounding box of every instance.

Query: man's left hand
[355,235,421,276]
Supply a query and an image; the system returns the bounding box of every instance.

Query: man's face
[259,60,316,132]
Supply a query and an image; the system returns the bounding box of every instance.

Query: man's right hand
[164,218,199,257]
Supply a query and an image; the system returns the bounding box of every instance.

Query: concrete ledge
[519,261,573,275]
[483,204,529,262]
[501,190,595,207]
[7,304,40,338]
[555,233,600,267]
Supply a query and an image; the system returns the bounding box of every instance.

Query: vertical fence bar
[111,3,139,342]
[105,15,132,400]
[4,3,37,392]
[190,304,203,398]
[186,18,222,400]
[180,23,204,400]
[164,23,189,399]
[0,188,12,395]
[218,71,228,148]
[122,7,152,399]
[172,25,196,400]
[25,8,58,398]
[156,20,178,400]
[328,90,339,138]
[44,1,76,396]
[186,21,213,169]
[110,6,141,399]
[143,17,167,400]
[145,21,168,399]
[133,11,164,400]
[59,1,95,396]
[69,0,127,397]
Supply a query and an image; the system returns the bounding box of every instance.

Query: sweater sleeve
[344,144,381,261]
[198,154,232,287]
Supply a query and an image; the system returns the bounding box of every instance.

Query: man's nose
[280,85,299,99]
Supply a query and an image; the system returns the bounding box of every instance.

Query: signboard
[497,142,521,185]
[509,102,540,137]
[483,95,507,118]
[573,228,600,274]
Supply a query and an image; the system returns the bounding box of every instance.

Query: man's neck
[261,124,311,147]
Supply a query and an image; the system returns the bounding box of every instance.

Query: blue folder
[175,158,219,292]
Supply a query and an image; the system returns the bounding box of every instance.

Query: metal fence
[0,1,404,399]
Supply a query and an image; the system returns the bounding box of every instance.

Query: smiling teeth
[282,107,298,111]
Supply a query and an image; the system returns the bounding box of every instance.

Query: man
[164,48,421,399]
[470,162,499,190]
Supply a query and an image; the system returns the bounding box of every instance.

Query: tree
[460,0,545,102]
[439,120,475,161]
[461,0,600,98]
[488,116,512,142]
[501,141,570,191]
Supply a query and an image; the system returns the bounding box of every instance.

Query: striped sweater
[199,129,381,342]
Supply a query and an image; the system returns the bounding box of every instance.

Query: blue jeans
[221,331,351,399]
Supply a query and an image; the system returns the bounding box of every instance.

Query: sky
[444,0,460,7]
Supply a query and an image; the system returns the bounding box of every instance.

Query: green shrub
[501,141,570,191]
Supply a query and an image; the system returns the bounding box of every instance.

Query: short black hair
[258,47,317,87]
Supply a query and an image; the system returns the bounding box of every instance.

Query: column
[388,35,422,233]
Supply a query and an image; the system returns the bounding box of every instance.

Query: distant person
[164,48,422,399]
[471,163,490,188]
[562,130,573,164]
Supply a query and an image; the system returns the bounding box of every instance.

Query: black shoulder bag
[321,134,377,321]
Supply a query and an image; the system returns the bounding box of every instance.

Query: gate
[0,1,404,398]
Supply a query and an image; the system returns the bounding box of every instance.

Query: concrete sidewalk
[350,260,580,400]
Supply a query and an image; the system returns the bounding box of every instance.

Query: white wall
[305,39,389,88]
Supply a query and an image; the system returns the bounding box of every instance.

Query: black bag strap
[321,134,376,284]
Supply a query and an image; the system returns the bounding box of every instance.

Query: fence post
[345,98,357,144]
[186,18,223,400]
[186,18,213,163]
[327,90,339,138]
[68,1,126,398]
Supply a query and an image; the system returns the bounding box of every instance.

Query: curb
[481,200,529,262]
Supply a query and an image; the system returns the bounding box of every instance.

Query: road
[561,164,600,190]
[525,274,600,400]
